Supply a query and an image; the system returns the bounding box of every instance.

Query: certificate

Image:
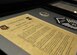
[0,14,77,55]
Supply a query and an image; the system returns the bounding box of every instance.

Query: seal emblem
[0,25,9,30]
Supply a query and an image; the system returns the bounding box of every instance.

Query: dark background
[0,0,57,17]
[0,0,28,4]
[0,0,51,4]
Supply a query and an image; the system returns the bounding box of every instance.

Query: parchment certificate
[0,14,77,55]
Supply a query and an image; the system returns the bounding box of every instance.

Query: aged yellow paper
[0,14,77,55]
